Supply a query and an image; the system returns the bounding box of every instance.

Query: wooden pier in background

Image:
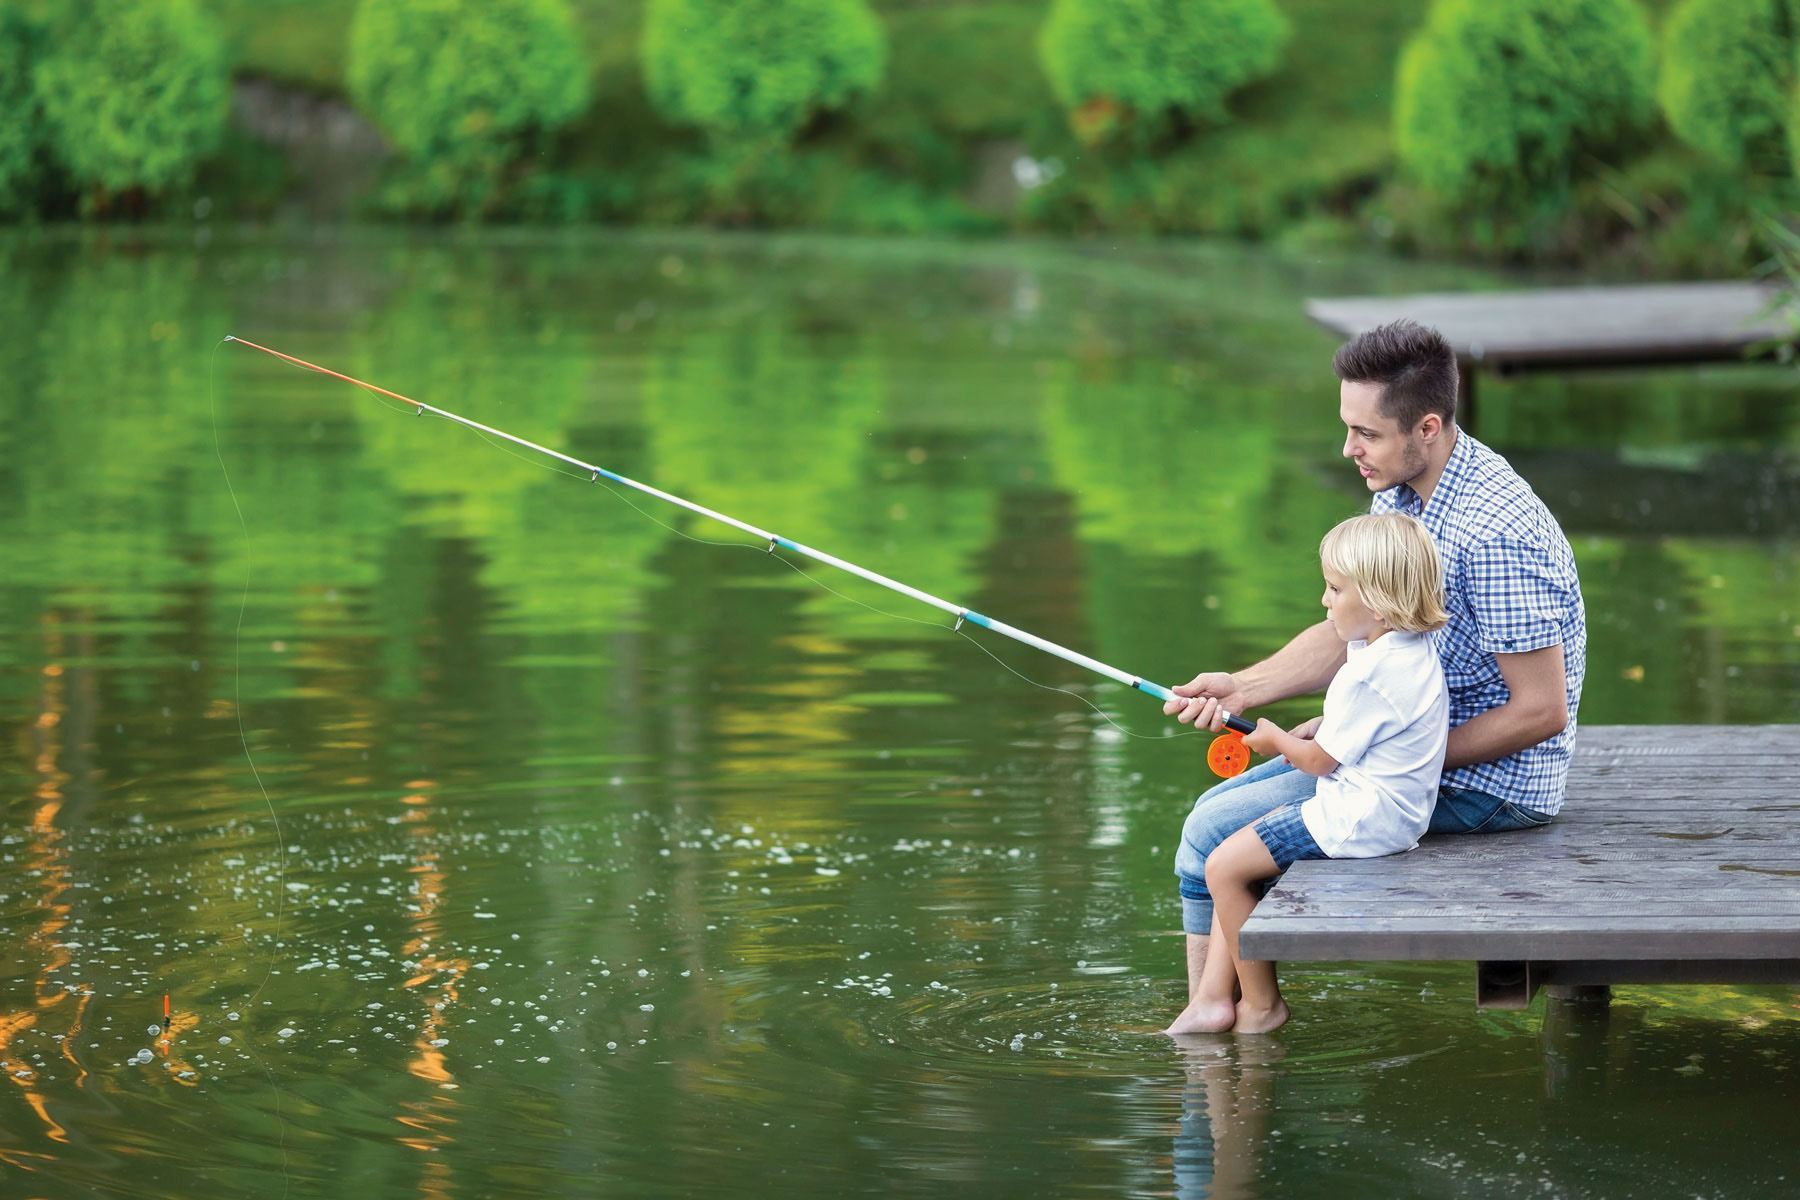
[1240,725,1800,1009]
[1305,283,1793,428]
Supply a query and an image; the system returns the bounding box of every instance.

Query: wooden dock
[1305,283,1793,427]
[1239,725,1800,1008]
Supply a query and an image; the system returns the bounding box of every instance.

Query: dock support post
[1457,360,1477,432]
[1475,960,1543,1009]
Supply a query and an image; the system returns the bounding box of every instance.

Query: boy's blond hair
[1319,513,1447,634]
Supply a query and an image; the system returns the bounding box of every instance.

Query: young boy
[1180,512,1449,1034]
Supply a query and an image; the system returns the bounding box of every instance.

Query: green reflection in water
[0,229,1795,1199]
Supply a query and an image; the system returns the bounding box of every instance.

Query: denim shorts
[1251,803,1326,873]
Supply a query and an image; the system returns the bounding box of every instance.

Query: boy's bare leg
[1208,828,1291,1034]
[1166,917,1239,1033]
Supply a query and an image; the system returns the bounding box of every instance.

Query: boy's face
[1321,566,1384,642]
[1340,380,1428,493]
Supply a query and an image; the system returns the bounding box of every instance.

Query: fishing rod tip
[223,334,236,342]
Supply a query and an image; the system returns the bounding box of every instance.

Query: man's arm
[1164,620,1347,731]
[1443,643,1568,770]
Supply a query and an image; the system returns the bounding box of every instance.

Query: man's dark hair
[1331,320,1458,431]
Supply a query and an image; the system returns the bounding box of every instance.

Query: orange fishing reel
[1206,713,1258,778]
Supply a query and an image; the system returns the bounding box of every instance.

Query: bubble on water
[636,969,648,978]
[639,1004,654,1012]
[133,1048,154,1064]
[227,1012,240,1021]
[145,1024,160,1036]
[606,1041,617,1050]
[218,1037,232,1045]
[277,1027,296,1039]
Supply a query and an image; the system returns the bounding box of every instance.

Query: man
[1163,319,1587,1035]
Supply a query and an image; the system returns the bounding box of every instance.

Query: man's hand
[1163,671,1248,732]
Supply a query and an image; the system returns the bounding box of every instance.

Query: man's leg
[1429,784,1556,834]
[1168,762,1315,1031]
[1167,911,1241,1035]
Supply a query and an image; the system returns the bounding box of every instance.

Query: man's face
[1340,380,1427,493]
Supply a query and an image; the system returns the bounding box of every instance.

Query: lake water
[1,228,1796,1198]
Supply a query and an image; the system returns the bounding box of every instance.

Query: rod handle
[1220,712,1255,735]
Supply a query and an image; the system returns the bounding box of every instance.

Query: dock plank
[1238,725,1800,966]
[1304,284,1791,373]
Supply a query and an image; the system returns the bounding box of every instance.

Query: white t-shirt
[1301,630,1449,858]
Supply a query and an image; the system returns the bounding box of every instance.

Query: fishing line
[207,337,292,1195]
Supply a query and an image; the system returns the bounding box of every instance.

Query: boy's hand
[1242,718,1284,757]
[1288,716,1323,741]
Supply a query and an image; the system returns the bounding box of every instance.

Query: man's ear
[1416,412,1443,443]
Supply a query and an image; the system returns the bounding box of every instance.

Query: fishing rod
[223,336,1259,774]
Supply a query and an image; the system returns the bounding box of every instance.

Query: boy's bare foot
[1163,997,1238,1034]
[1232,997,1290,1034]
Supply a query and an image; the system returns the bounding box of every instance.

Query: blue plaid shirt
[1371,431,1586,814]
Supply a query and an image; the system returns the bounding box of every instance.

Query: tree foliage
[642,0,886,144]
[1394,0,1654,208]
[348,0,590,213]
[1658,0,1799,172]
[1037,0,1290,139]
[0,5,37,213]
[31,0,228,198]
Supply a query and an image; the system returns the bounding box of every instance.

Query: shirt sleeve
[1313,670,1404,771]
[1462,536,1573,656]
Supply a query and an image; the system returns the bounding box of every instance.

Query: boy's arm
[1243,718,1339,777]
[1166,620,1347,730]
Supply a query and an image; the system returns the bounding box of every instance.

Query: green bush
[31,0,228,201]
[1658,0,1799,172]
[347,0,590,215]
[1037,0,1289,140]
[641,0,886,144]
[0,5,38,213]
[1394,0,1655,213]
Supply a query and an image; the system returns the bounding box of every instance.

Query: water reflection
[0,229,1794,1197]
[1173,1036,1284,1200]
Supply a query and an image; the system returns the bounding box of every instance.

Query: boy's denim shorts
[1250,803,1325,873]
